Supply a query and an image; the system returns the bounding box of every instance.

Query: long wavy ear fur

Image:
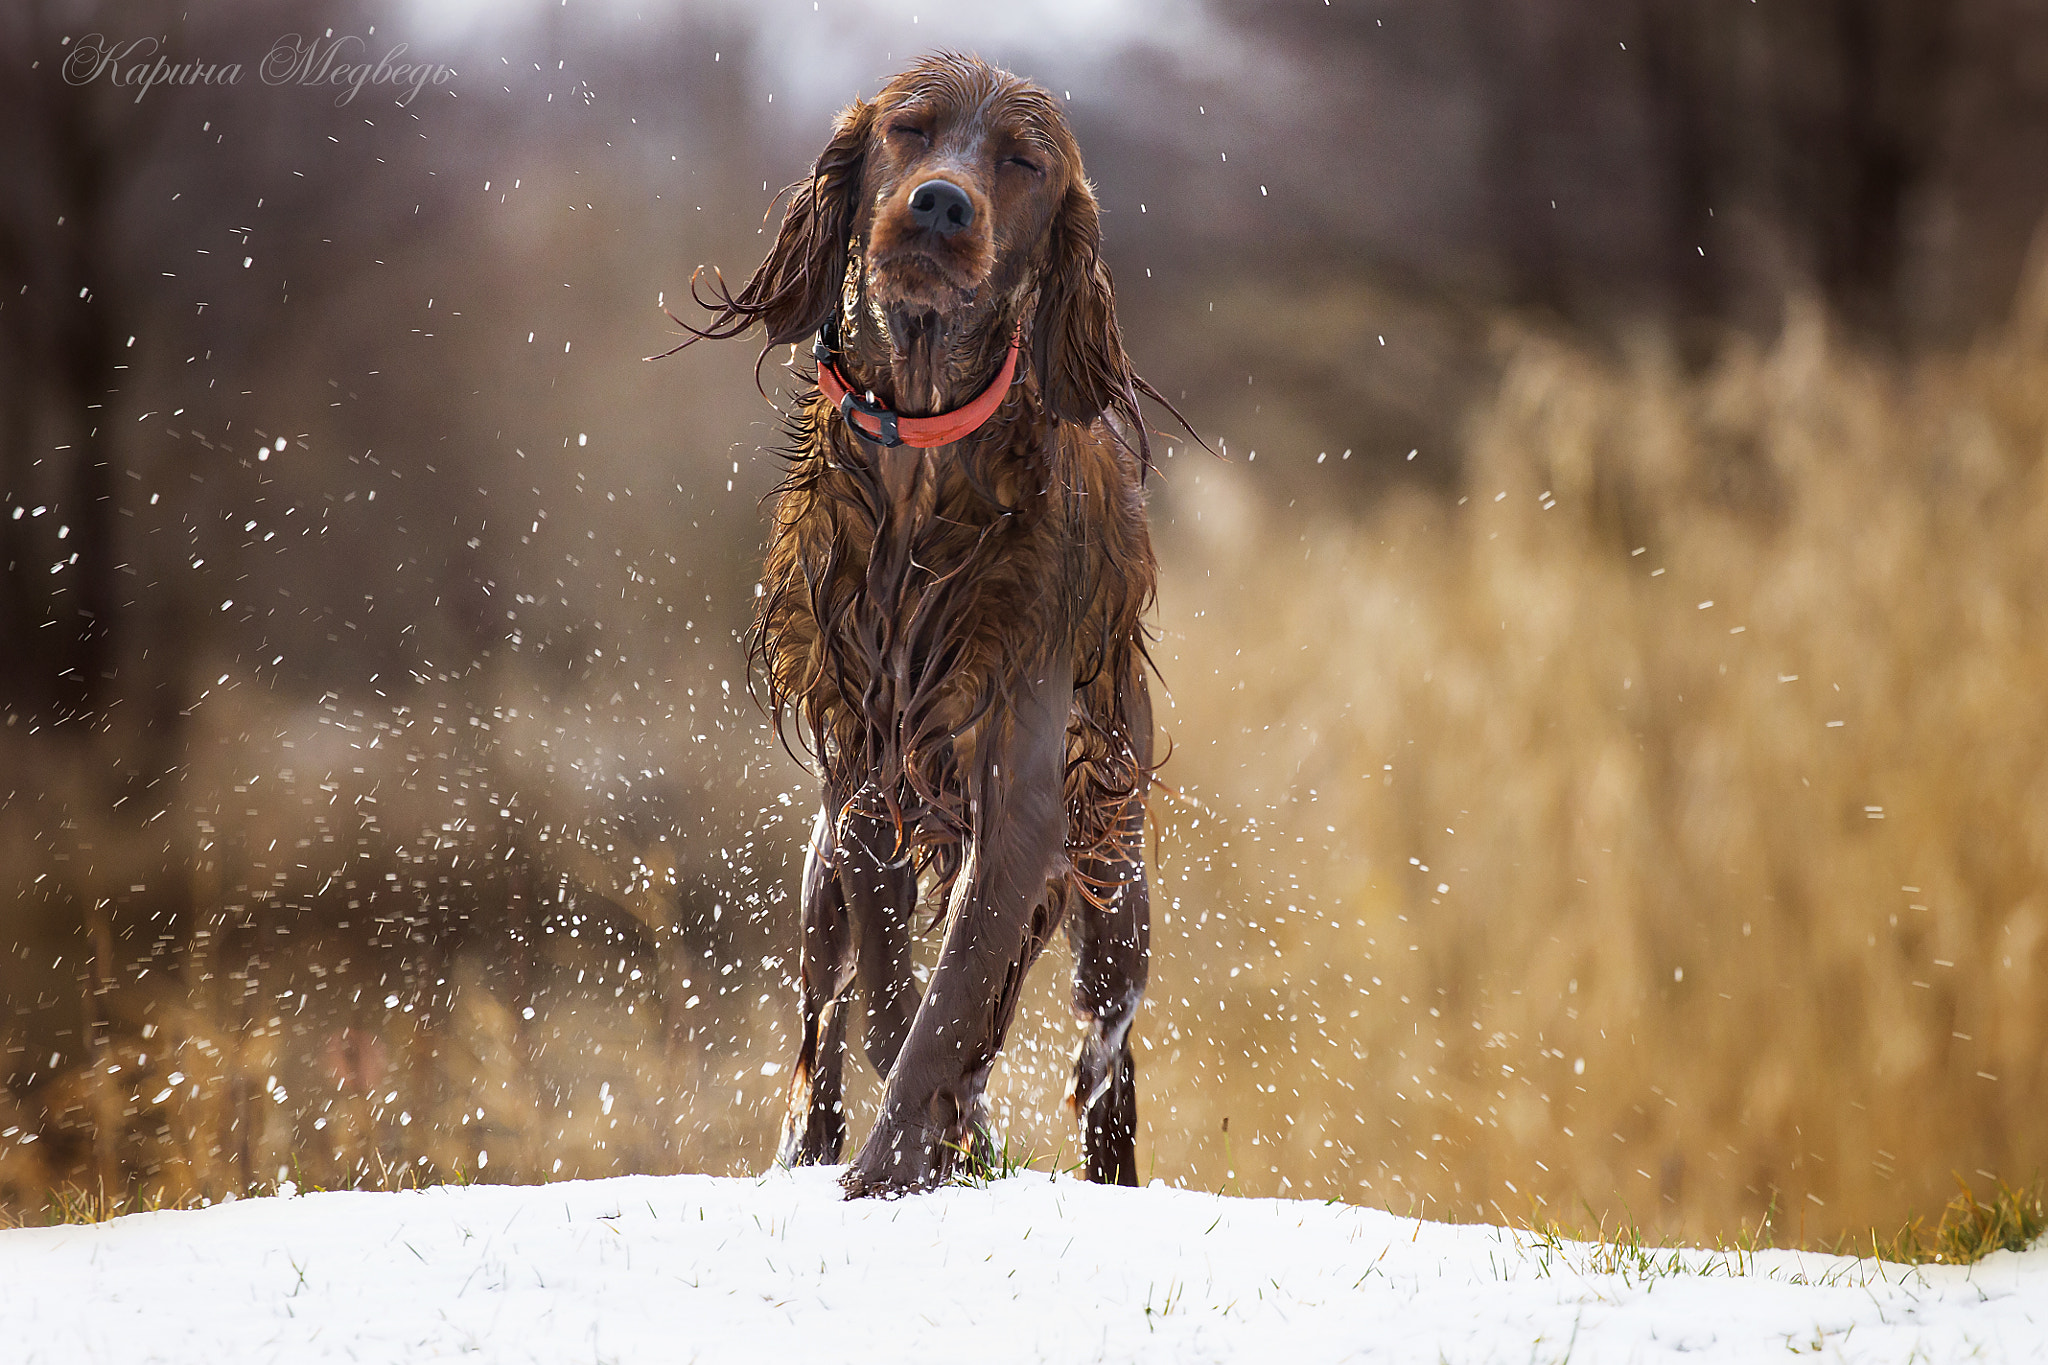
[682,99,875,349]
[1030,176,1147,453]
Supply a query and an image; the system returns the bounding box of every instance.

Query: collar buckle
[837,389,903,448]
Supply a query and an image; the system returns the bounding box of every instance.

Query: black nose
[907,179,975,237]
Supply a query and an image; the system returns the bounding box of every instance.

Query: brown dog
[679,52,1175,1197]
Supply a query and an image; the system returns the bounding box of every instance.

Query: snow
[5,1169,2043,1363]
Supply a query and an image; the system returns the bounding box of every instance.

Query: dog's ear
[716,98,875,347]
[1030,175,1139,429]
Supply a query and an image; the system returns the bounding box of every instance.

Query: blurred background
[5,0,2048,1246]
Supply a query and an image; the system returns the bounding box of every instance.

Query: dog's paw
[839,1120,959,1199]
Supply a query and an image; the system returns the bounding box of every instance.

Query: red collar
[813,326,1022,449]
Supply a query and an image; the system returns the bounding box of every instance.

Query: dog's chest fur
[753,400,1153,862]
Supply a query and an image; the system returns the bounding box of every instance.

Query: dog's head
[729,52,1137,428]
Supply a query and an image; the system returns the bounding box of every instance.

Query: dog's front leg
[841,650,1074,1197]
[777,805,921,1168]
[776,807,855,1167]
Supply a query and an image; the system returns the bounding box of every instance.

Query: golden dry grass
[1050,269,2048,1246]
[1871,1177,2048,1264]
[12,275,2048,1251]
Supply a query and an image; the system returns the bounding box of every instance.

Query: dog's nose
[907,179,975,237]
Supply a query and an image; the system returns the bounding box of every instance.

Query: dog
[675,52,1181,1197]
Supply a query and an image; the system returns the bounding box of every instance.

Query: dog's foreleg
[842,651,1074,1197]
[777,808,857,1167]
[840,815,920,1082]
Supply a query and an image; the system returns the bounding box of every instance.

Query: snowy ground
[7,1168,2043,1363]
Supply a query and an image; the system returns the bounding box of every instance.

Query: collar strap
[812,325,1023,449]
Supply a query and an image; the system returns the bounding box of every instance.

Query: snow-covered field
[7,1168,2042,1363]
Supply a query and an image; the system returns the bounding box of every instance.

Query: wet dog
[679,52,1177,1196]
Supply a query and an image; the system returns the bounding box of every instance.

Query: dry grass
[13,269,2048,1250]
[1502,1175,2044,1274]
[1870,1176,2047,1264]
[1067,260,2048,1246]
